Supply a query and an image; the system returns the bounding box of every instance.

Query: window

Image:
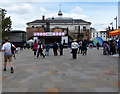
[83,26,86,31]
[78,26,80,31]
[75,26,77,30]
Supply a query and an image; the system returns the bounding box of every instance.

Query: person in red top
[33,40,38,58]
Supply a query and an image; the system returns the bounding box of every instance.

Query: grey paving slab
[2,48,119,92]
[95,88,117,92]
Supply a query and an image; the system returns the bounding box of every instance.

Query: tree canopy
[0,8,12,39]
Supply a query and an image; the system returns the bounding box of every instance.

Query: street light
[114,16,117,30]
[110,22,114,30]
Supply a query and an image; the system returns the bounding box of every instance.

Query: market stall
[109,28,120,36]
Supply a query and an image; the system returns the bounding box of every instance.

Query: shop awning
[109,28,120,36]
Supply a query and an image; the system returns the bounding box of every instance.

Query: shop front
[34,32,68,45]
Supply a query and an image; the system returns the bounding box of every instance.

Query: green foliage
[0,9,12,39]
[2,16,12,32]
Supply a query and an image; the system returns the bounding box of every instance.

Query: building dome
[58,10,63,16]
[46,17,73,20]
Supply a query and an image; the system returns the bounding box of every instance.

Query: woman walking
[33,40,38,58]
[71,39,79,59]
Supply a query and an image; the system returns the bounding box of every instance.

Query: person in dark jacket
[36,39,45,58]
[82,39,87,55]
[59,43,64,55]
[52,42,58,56]
[96,42,99,50]
[45,43,51,56]
[118,38,120,56]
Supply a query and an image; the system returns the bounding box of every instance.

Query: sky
[0,0,119,31]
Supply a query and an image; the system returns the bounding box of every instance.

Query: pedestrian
[59,42,64,55]
[11,43,16,59]
[113,40,117,54]
[36,39,45,58]
[71,39,79,59]
[33,40,38,58]
[118,38,120,56]
[52,42,58,56]
[96,42,99,50]
[23,42,27,49]
[45,43,51,56]
[109,40,114,55]
[82,39,88,55]
[78,41,83,54]
[103,43,109,55]
[20,42,23,50]
[1,37,16,73]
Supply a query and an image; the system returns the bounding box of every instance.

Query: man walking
[36,39,45,58]
[1,37,16,73]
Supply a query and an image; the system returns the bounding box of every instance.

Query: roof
[26,17,91,25]
[46,17,73,20]
[10,30,26,33]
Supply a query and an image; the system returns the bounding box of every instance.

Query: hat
[73,39,77,42]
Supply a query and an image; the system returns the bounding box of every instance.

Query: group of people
[32,39,64,58]
[103,38,120,56]
[2,37,120,74]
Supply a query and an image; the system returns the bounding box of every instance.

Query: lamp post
[110,22,114,30]
[114,16,117,30]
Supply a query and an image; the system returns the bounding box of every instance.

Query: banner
[34,32,65,36]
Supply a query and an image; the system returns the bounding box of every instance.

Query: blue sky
[1,0,119,31]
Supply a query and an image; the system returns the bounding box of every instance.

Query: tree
[0,8,12,39]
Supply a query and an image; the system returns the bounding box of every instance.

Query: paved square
[2,48,119,92]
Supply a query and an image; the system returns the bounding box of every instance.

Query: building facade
[26,10,91,44]
[90,28,108,41]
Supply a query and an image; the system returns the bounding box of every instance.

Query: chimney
[42,15,45,21]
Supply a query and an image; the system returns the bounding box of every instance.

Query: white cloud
[8,3,34,14]
[71,6,82,13]
[1,0,16,7]
[91,22,110,31]
[39,7,58,18]
[11,0,119,2]
[39,7,47,14]
[1,1,117,31]
[63,13,87,19]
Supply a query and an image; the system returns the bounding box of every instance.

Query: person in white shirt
[71,39,79,59]
[1,37,16,73]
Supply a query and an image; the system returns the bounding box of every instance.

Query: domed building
[26,8,91,44]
